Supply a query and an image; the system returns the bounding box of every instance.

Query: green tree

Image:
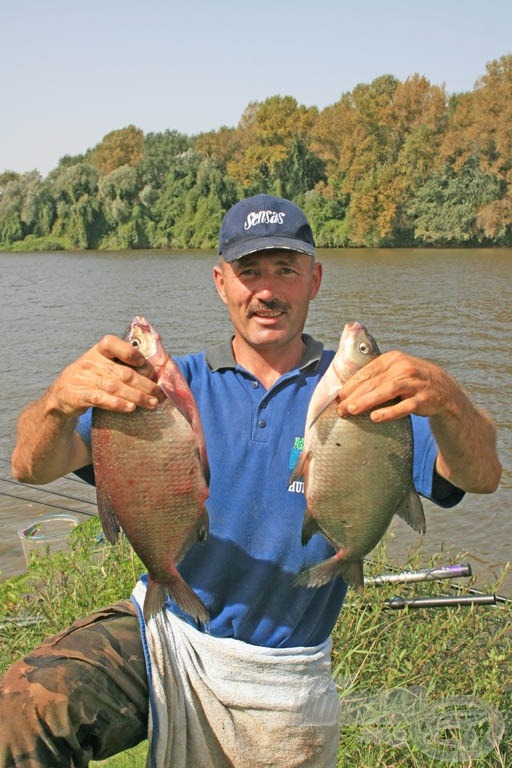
[0,175,26,244]
[50,162,103,248]
[152,150,203,246]
[227,96,322,197]
[21,174,56,237]
[138,130,191,189]
[170,157,236,248]
[0,171,20,191]
[408,158,501,244]
[301,187,349,247]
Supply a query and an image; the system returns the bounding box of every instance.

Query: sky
[2,0,511,177]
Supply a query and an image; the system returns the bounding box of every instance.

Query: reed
[1,519,510,767]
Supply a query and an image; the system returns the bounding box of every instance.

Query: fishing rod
[0,489,96,518]
[364,558,511,604]
[365,563,473,586]
[384,594,497,609]
[0,475,97,508]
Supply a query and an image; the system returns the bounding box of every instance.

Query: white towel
[132,580,340,768]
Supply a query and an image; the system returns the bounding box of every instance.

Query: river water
[1,248,511,593]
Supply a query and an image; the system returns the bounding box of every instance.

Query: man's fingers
[97,334,146,367]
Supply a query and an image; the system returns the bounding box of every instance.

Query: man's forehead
[232,250,309,267]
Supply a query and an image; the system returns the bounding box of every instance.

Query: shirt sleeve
[73,408,95,485]
[76,407,93,448]
[411,415,465,508]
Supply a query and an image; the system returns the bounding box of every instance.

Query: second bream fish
[291,321,426,590]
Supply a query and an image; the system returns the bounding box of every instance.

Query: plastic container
[18,514,78,564]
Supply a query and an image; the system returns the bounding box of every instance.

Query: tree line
[2,54,512,250]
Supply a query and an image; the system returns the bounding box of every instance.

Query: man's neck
[231,336,306,390]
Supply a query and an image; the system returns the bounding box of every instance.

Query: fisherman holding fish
[1,195,501,767]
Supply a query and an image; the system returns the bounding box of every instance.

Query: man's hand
[336,351,452,422]
[46,334,163,418]
[336,350,501,494]
[12,334,164,484]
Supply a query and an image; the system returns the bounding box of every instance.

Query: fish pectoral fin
[288,450,311,485]
[395,488,426,534]
[159,368,211,485]
[301,512,319,546]
[174,509,210,564]
[307,367,342,428]
[198,447,211,486]
[197,512,209,543]
[308,395,339,429]
[96,493,122,544]
[159,378,196,427]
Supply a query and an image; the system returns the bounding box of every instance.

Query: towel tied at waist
[131,579,340,768]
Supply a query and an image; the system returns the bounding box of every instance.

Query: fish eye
[130,338,140,348]
[358,342,371,354]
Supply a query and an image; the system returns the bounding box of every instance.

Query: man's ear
[213,263,228,305]
[310,261,323,300]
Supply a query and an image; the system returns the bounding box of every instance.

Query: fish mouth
[133,315,150,328]
[345,321,367,333]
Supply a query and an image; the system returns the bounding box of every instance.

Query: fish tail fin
[396,488,426,534]
[143,574,210,627]
[294,555,364,590]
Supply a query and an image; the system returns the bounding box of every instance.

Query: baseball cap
[218,194,315,262]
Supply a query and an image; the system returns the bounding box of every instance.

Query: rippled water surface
[1,249,511,592]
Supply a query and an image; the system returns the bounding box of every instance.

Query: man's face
[213,250,322,353]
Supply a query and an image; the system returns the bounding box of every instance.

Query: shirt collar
[206,334,324,373]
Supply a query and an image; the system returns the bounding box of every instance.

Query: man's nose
[253,273,277,300]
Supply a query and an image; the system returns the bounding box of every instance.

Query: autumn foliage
[2,55,512,249]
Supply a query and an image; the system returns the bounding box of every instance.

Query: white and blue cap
[218,194,316,262]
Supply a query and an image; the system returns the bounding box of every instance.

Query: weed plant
[0,518,510,767]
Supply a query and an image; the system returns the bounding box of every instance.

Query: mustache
[248,299,289,316]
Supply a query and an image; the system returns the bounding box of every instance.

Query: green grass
[1,518,510,767]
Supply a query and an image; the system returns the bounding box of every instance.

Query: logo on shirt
[288,437,304,494]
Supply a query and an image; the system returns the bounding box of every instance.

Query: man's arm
[12,334,162,485]
[336,351,501,494]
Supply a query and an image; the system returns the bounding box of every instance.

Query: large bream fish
[91,316,210,624]
[290,321,426,590]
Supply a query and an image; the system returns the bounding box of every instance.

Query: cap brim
[221,236,315,262]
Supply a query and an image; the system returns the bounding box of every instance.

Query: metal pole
[365,563,472,586]
[384,594,497,609]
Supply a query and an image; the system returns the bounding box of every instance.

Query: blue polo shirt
[77,335,463,648]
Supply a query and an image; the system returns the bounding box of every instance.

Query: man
[1,195,501,767]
